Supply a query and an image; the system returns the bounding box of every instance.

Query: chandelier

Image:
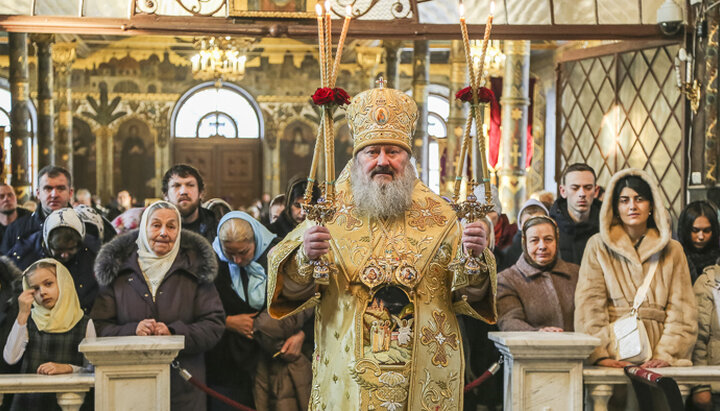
[470,40,505,81]
[190,37,255,82]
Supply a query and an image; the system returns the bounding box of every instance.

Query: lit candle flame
[346,5,352,17]
[458,1,465,19]
[325,0,331,15]
[490,1,495,15]
[316,3,322,16]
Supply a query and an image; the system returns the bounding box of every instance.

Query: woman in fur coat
[574,168,697,369]
[91,201,225,411]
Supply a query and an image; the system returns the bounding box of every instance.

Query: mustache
[371,165,395,177]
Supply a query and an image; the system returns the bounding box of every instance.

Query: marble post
[412,40,429,183]
[498,40,531,222]
[53,42,76,173]
[9,33,32,203]
[488,332,600,411]
[32,34,55,169]
[444,40,466,196]
[79,336,184,411]
[383,40,401,89]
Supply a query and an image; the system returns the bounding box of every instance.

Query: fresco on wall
[280,120,314,190]
[72,117,96,193]
[114,119,155,201]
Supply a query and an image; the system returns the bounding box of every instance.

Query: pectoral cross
[510,143,521,167]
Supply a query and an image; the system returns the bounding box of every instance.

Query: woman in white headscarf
[205,211,312,411]
[91,201,225,411]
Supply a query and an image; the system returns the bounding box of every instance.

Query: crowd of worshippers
[0,161,719,410]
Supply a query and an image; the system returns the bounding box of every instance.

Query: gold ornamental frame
[229,0,315,18]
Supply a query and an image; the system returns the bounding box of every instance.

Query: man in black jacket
[0,184,30,246]
[1,166,75,255]
[549,163,601,265]
[162,164,218,243]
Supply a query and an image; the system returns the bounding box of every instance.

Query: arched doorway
[171,82,263,208]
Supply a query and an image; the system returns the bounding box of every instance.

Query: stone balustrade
[490,331,720,411]
[0,335,184,411]
[0,373,94,411]
[584,365,720,411]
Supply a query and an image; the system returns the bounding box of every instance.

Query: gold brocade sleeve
[451,244,498,325]
[267,221,321,320]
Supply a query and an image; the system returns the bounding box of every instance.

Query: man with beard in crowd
[0,184,29,245]
[1,166,75,255]
[549,163,601,265]
[267,84,497,410]
[162,164,218,243]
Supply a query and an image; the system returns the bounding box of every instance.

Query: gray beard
[350,161,416,219]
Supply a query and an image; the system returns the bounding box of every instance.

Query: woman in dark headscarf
[91,201,225,411]
[206,211,311,411]
[678,200,720,284]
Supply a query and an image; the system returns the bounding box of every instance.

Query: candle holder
[681,80,701,114]
[303,193,338,285]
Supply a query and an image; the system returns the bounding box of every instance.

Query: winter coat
[574,168,698,365]
[1,208,47,255]
[497,255,579,332]
[253,309,312,411]
[5,231,99,314]
[693,265,720,392]
[0,207,30,248]
[549,198,601,265]
[91,229,225,411]
[686,247,720,285]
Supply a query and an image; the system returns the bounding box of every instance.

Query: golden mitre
[346,79,418,155]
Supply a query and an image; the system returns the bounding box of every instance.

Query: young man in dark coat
[162,165,218,244]
[549,163,601,265]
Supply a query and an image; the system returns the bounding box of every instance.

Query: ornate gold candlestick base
[451,182,494,276]
[303,196,338,285]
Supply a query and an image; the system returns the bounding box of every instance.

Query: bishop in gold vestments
[267,85,497,411]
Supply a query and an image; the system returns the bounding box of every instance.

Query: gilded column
[9,33,32,202]
[53,42,76,173]
[32,34,55,169]
[445,40,466,195]
[498,40,531,222]
[704,10,719,185]
[383,40,402,89]
[412,40,429,183]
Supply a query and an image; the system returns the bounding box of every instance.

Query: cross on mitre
[375,77,387,89]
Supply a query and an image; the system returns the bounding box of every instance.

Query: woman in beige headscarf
[91,201,225,411]
[3,258,95,410]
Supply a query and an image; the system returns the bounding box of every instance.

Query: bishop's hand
[303,225,332,260]
[462,220,489,255]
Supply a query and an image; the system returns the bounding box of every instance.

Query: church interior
[0,0,708,223]
[0,1,718,410]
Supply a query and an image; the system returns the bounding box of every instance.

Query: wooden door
[173,136,262,208]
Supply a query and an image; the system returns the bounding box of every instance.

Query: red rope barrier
[464,360,502,393]
[172,361,256,411]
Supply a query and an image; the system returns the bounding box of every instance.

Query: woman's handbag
[608,254,660,363]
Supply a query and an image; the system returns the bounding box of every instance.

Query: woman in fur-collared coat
[91,201,225,411]
[574,168,698,369]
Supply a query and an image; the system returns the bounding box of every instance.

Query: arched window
[405,86,450,194]
[0,79,37,185]
[172,83,261,139]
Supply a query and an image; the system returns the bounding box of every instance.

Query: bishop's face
[356,144,410,184]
